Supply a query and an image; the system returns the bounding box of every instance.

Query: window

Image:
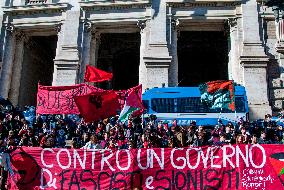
[150,97,246,113]
[177,97,209,113]
[235,97,245,112]
[142,100,149,111]
[151,98,175,113]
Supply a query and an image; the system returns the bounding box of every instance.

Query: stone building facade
[0,0,283,120]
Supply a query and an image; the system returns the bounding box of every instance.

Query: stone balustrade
[25,0,52,5]
[79,0,150,6]
[80,0,145,2]
[26,0,47,5]
[1,0,150,7]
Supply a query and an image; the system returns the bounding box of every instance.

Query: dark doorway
[177,31,228,86]
[97,33,140,90]
[18,35,57,107]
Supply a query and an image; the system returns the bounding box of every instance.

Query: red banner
[36,84,104,114]
[7,145,284,190]
[36,84,128,115]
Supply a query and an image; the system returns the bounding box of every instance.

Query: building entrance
[97,33,140,90]
[177,31,228,86]
[18,35,57,107]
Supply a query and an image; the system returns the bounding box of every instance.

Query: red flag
[84,64,113,83]
[74,91,120,122]
[125,84,144,109]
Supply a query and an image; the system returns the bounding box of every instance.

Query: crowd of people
[0,105,283,189]
[0,106,283,151]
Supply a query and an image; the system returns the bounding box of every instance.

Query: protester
[0,105,283,150]
[83,134,102,149]
[258,131,268,144]
[0,103,283,189]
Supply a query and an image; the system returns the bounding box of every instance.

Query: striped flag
[270,152,284,176]
[119,84,144,122]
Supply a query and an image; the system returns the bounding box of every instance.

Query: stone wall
[264,19,284,114]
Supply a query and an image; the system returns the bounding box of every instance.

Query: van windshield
[150,97,245,113]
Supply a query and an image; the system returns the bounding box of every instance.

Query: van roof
[142,86,246,99]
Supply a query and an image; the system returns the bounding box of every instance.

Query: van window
[151,96,245,113]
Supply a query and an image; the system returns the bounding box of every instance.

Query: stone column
[9,32,25,106]
[138,20,147,92]
[269,12,284,112]
[228,18,241,83]
[276,43,284,79]
[240,0,271,120]
[0,23,16,99]
[52,9,80,86]
[0,0,4,63]
[78,20,92,83]
[89,32,101,67]
[169,19,179,87]
[143,0,172,89]
[270,43,284,111]
[276,18,284,78]
[54,23,62,57]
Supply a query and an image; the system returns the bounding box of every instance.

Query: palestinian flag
[119,84,144,122]
[270,152,284,175]
[199,80,235,111]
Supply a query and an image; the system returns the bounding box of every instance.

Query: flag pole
[141,111,145,128]
[219,107,223,121]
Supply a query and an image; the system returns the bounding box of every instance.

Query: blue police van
[142,86,249,126]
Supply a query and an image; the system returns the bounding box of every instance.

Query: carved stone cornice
[84,20,92,33]
[224,17,238,34]
[54,23,62,33]
[171,18,179,30]
[137,20,146,32]
[167,0,242,8]
[3,3,68,16]
[4,23,15,33]
[227,17,238,28]
[80,0,151,11]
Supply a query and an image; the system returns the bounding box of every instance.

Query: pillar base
[143,56,171,89]
[241,59,271,120]
[143,43,172,89]
[52,60,79,86]
[53,45,79,86]
[249,104,272,121]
